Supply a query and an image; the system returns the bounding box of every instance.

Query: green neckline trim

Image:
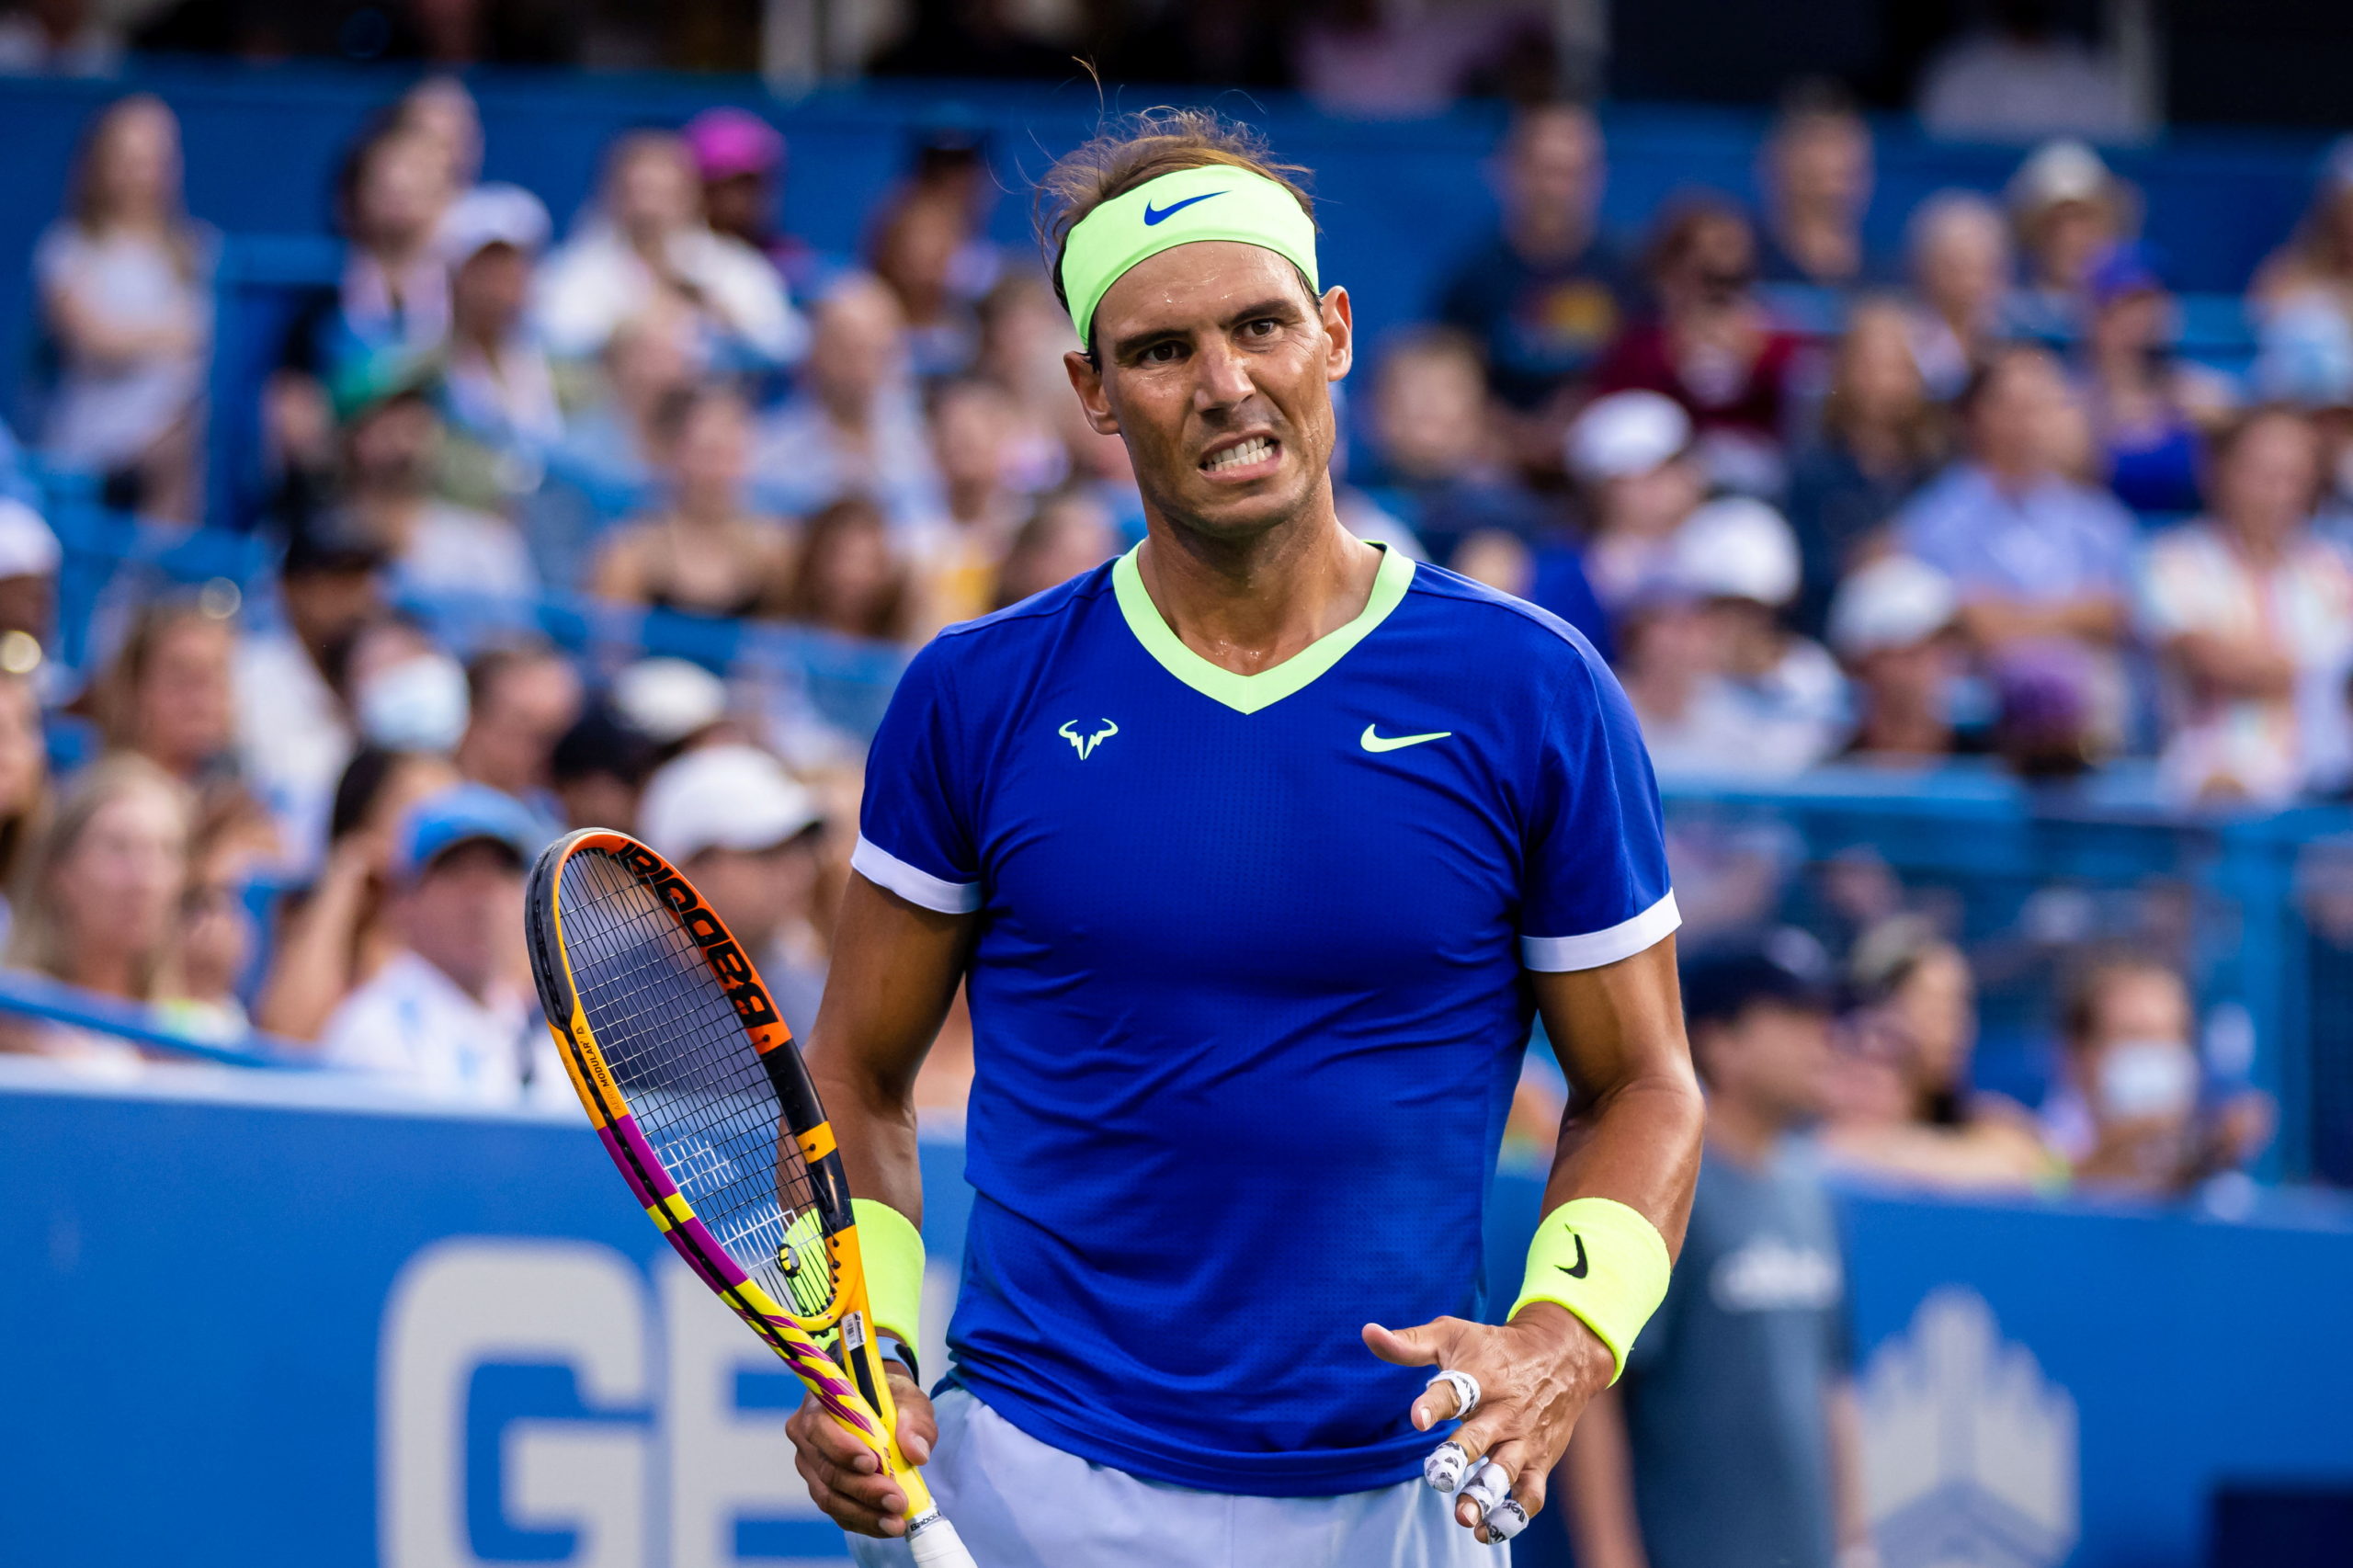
[1111,540,1414,715]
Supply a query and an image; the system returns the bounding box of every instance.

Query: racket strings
[559,848,843,1323]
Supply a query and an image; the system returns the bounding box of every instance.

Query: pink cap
[684,108,785,181]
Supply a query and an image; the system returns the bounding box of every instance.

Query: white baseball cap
[1565,391,1692,482]
[2007,139,2114,214]
[1672,495,1801,607]
[0,498,61,580]
[1827,555,1958,657]
[612,657,728,746]
[438,181,551,265]
[639,744,822,864]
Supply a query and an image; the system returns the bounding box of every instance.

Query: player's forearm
[801,871,973,1221]
[1545,1072,1706,1254]
[1531,942,1705,1250]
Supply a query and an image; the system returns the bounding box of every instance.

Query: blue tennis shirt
[854,542,1677,1496]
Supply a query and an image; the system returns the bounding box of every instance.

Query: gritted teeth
[1202,436,1276,472]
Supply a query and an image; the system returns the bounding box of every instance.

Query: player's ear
[1063,348,1120,437]
[1319,285,1354,384]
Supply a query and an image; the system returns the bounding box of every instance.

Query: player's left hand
[1363,1303,1614,1542]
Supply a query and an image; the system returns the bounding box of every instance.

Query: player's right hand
[786,1369,937,1538]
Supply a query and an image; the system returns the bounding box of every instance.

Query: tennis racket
[525,827,972,1565]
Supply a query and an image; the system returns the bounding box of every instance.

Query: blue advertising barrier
[6,1063,2353,1567]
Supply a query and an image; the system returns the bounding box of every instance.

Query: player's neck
[1134,500,1383,678]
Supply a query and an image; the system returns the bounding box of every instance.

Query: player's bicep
[805,870,976,1108]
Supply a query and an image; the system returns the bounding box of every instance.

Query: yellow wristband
[1507,1198,1672,1384]
[850,1198,926,1349]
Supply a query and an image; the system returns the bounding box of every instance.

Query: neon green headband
[1058,164,1320,349]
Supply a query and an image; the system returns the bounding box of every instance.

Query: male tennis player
[790,109,1703,1565]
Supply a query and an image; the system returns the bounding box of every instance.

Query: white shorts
[847,1386,1494,1568]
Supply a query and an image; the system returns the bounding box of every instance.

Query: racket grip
[907,1512,976,1567]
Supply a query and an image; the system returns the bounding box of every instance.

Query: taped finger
[1425,1369,1482,1423]
[1483,1496,1530,1541]
[1460,1457,1512,1519]
[1423,1439,1470,1493]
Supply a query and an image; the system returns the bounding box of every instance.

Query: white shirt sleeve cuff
[1521,891,1681,971]
[851,835,982,915]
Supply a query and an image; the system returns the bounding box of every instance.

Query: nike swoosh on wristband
[1142,191,1224,225]
[1360,724,1452,753]
[1557,1233,1589,1279]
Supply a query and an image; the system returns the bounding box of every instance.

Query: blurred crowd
[0,79,2337,1199]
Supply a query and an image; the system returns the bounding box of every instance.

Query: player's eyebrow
[1108,294,1310,363]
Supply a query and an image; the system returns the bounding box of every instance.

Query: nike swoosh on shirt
[1360,725,1453,753]
[1142,191,1223,225]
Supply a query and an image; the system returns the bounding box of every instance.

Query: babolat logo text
[620,842,782,1030]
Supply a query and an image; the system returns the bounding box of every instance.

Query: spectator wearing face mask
[1753,85,1887,292]
[537,131,803,372]
[753,274,940,529]
[1435,102,1631,413]
[1828,555,1975,765]
[2041,954,2273,1196]
[1597,197,1804,498]
[639,744,830,1031]
[36,95,215,525]
[2141,406,2353,802]
[319,783,559,1103]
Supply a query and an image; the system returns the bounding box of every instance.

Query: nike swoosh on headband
[1142,191,1224,225]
